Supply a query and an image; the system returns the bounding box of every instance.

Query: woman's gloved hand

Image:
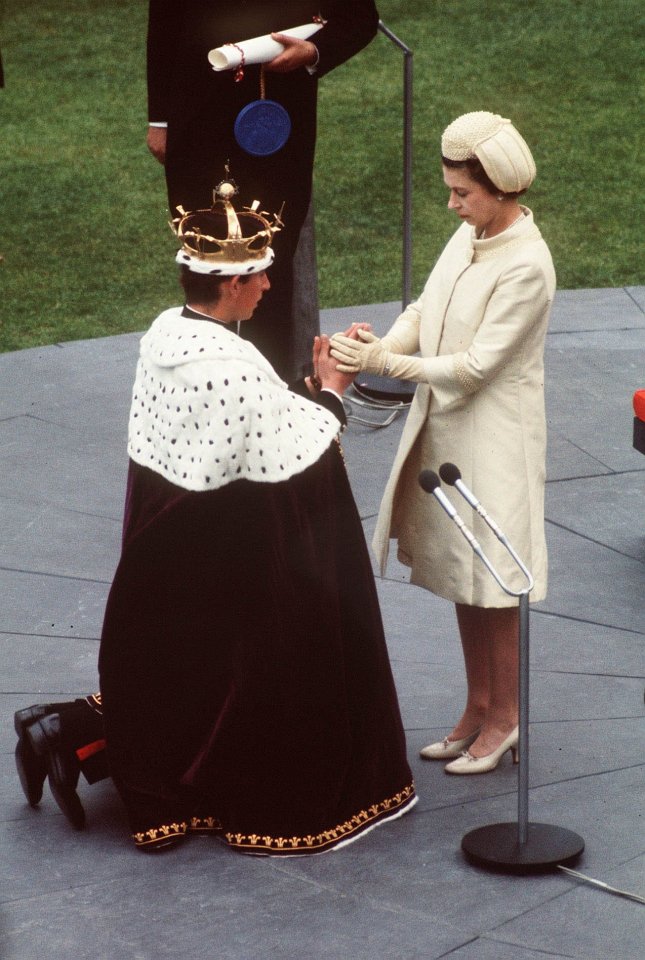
[330,329,389,375]
[331,328,428,382]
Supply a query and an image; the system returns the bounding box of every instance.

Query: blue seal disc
[234,100,292,156]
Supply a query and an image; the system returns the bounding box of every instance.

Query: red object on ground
[633,389,645,421]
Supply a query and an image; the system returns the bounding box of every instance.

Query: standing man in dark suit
[146,1,379,380]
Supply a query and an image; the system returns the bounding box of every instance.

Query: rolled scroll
[208,22,324,72]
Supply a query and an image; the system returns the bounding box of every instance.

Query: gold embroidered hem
[132,820,188,849]
[220,782,416,856]
[189,815,223,833]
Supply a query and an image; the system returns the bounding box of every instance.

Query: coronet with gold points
[171,175,284,276]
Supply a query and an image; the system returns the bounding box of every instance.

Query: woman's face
[442,165,502,234]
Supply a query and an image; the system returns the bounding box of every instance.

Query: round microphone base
[461,822,584,875]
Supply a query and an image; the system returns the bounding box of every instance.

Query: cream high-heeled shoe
[444,727,519,775]
[419,728,481,761]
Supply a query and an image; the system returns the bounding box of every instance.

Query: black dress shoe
[14,704,54,738]
[27,714,86,829]
[14,705,55,807]
[15,737,47,807]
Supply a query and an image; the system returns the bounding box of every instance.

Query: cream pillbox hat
[441,111,536,193]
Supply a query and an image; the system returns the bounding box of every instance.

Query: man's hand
[265,34,318,73]
[313,335,355,396]
[147,126,167,164]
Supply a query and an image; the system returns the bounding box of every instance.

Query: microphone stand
[420,467,584,873]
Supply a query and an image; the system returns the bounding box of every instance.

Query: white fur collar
[128,308,340,491]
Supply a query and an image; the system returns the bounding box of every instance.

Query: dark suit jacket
[147,1,379,125]
[147,1,378,206]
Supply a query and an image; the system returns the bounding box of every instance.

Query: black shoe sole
[29,716,86,830]
[15,739,46,807]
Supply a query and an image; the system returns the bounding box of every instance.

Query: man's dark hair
[178,265,252,305]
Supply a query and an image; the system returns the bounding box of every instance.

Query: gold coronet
[170,178,284,266]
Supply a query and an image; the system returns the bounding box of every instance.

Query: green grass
[1,0,642,352]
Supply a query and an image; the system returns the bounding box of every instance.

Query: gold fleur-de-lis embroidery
[219,782,415,854]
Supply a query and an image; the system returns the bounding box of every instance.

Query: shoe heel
[511,745,519,764]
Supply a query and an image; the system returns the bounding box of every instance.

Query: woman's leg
[447,603,490,740]
[462,605,519,758]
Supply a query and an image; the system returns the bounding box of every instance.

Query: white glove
[331,329,428,382]
[330,329,388,375]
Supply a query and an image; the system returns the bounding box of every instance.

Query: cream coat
[373,209,555,607]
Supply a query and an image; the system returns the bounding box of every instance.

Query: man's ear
[226,275,242,299]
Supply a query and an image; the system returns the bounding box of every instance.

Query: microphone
[418,470,484,555]
[436,462,534,592]
[438,462,505,540]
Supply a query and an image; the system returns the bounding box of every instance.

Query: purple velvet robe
[99,438,415,854]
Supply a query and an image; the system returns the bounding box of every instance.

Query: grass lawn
[0,0,642,352]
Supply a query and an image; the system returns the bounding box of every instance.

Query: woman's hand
[330,328,390,375]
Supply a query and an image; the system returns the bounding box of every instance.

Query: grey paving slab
[546,431,617,482]
[548,286,645,333]
[0,825,465,960]
[441,941,575,959]
[544,346,645,476]
[1,499,121,582]
[0,568,108,639]
[529,611,645,678]
[0,635,99,711]
[0,414,128,518]
[340,407,408,519]
[546,472,645,561]
[539,522,644,634]
[488,853,645,960]
[0,334,139,422]
[626,285,645,312]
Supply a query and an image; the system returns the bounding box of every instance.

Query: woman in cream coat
[332,111,555,774]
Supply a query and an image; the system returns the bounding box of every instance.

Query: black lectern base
[462,822,585,875]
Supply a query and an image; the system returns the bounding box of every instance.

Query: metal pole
[517,591,530,845]
[377,21,413,309]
